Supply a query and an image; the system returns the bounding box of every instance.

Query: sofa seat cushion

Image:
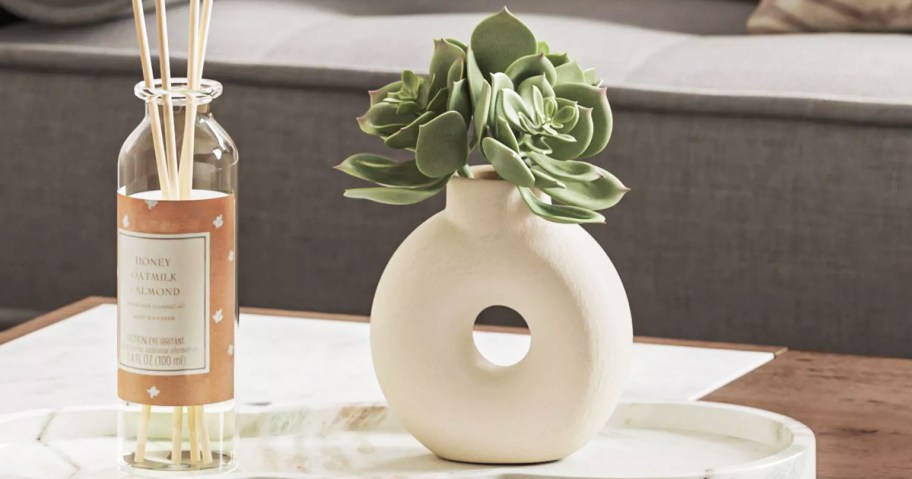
[626,33,912,101]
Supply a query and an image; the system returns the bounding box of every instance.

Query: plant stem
[457,165,474,178]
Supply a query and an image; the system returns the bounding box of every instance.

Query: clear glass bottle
[117,78,238,474]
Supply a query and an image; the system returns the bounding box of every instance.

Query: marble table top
[0,304,774,414]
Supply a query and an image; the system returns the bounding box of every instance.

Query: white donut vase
[371,167,633,464]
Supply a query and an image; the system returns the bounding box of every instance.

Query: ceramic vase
[370,166,632,464]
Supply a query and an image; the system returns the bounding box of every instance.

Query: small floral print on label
[228,250,235,262]
[145,200,158,210]
[213,309,223,324]
[122,215,130,228]
[227,344,234,356]
[147,386,160,399]
[213,215,224,229]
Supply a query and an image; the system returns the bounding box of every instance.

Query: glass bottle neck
[145,101,213,115]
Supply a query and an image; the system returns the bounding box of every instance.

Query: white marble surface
[0,304,774,414]
[0,402,815,479]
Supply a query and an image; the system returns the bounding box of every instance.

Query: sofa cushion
[625,33,912,101]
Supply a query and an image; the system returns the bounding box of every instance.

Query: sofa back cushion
[749,0,912,33]
[0,0,156,25]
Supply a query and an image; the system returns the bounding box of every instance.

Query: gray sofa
[1,0,910,357]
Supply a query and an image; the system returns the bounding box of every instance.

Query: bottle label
[117,191,235,406]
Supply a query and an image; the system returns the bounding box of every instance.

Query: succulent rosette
[336,8,628,223]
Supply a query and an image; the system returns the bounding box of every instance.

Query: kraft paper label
[117,191,235,406]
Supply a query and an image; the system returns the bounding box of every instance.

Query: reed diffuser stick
[154,0,180,199]
[130,0,171,199]
[177,0,201,199]
[193,3,215,461]
[188,405,199,464]
[197,0,214,79]
[197,405,213,464]
[170,406,183,463]
[134,405,152,462]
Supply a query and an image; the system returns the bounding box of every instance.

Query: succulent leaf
[544,98,557,119]
[504,53,557,87]
[358,102,412,136]
[546,105,593,160]
[426,87,450,115]
[543,169,629,210]
[402,70,420,95]
[369,81,401,106]
[531,167,566,189]
[396,101,423,115]
[488,72,515,126]
[447,79,471,123]
[527,151,601,182]
[489,72,516,94]
[518,187,605,224]
[384,111,436,150]
[532,86,545,122]
[470,8,537,76]
[445,38,468,52]
[466,49,485,106]
[336,154,440,188]
[555,60,586,85]
[553,104,577,125]
[481,137,535,187]
[447,58,465,90]
[344,183,446,205]
[536,41,550,54]
[518,75,555,103]
[417,76,432,106]
[554,98,580,132]
[500,89,533,131]
[520,134,553,155]
[546,52,570,67]
[416,111,468,178]
[430,39,467,93]
[583,68,600,86]
[473,80,492,145]
[553,83,612,158]
[495,117,520,152]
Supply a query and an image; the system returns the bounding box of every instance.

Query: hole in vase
[473,306,531,367]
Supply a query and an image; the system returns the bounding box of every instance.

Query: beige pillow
[748,0,912,33]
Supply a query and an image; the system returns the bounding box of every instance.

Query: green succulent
[336,8,628,223]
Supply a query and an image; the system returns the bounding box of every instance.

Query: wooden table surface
[1,297,910,479]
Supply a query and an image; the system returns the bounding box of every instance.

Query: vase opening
[467,165,500,180]
[473,306,531,367]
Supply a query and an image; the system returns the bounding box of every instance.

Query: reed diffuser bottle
[119,0,236,473]
[117,77,238,473]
